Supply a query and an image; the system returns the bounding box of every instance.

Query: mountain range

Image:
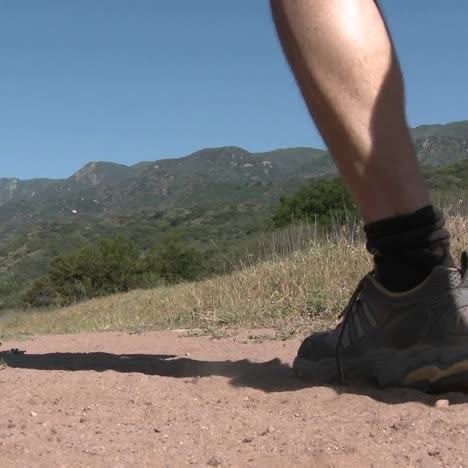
[2,121,468,228]
[0,146,333,234]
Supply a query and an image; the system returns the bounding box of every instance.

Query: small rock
[30,411,38,417]
[260,426,275,435]
[154,428,161,433]
[79,417,85,423]
[242,436,254,443]
[435,399,450,408]
[207,455,222,466]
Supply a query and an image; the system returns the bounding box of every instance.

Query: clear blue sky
[1,1,468,180]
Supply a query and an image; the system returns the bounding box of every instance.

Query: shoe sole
[293,344,468,392]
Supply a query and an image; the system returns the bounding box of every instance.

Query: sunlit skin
[270,0,430,223]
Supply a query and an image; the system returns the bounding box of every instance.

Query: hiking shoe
[293,252,468,392]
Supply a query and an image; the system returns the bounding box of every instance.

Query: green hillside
[2,120,468,309]
[0,146,334,233]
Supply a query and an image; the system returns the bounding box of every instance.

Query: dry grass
[1,214,468,339]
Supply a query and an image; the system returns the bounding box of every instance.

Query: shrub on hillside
[21,234,207,308]
[20,275,61,309]
[148,236,206,283]
[272,178,356,228]
[50,235,141,296]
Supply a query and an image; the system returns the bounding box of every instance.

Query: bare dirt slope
[0,330,468,467]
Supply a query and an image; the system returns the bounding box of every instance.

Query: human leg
[270,0,427,223]
[271,0,468,390]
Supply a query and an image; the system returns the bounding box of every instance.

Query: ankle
[364,205,455,292]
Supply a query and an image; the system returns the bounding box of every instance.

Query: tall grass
[1,194,468,339]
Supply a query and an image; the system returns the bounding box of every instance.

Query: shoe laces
[335,273,371,385]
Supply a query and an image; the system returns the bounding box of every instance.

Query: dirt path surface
[1,330,468,467]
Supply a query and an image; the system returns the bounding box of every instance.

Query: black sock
[364,205,455,292]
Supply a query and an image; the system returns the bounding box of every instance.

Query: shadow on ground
[2,350,468,406]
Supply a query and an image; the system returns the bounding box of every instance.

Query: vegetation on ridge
[3,121,468,311]
[2,213,467,340]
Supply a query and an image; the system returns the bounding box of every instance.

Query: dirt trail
[0,330,467,467]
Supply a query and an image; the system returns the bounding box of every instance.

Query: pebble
[435,399,450,408]
[260,426,275,436]
[30,412,38,417]
[207,455,223,466]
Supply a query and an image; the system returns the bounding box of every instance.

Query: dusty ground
[0,330,468,467]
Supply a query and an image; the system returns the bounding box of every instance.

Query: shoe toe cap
[297,331,336,361]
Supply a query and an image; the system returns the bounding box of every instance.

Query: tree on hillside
[21,234,208,308]
[272,178,356,228]
[141,235,206,284]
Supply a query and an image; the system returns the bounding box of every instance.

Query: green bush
[49,235,139,297]
[272,178,356,228]
[20,276,61,309]
[21,234,208,308]
[149,236,206,284]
